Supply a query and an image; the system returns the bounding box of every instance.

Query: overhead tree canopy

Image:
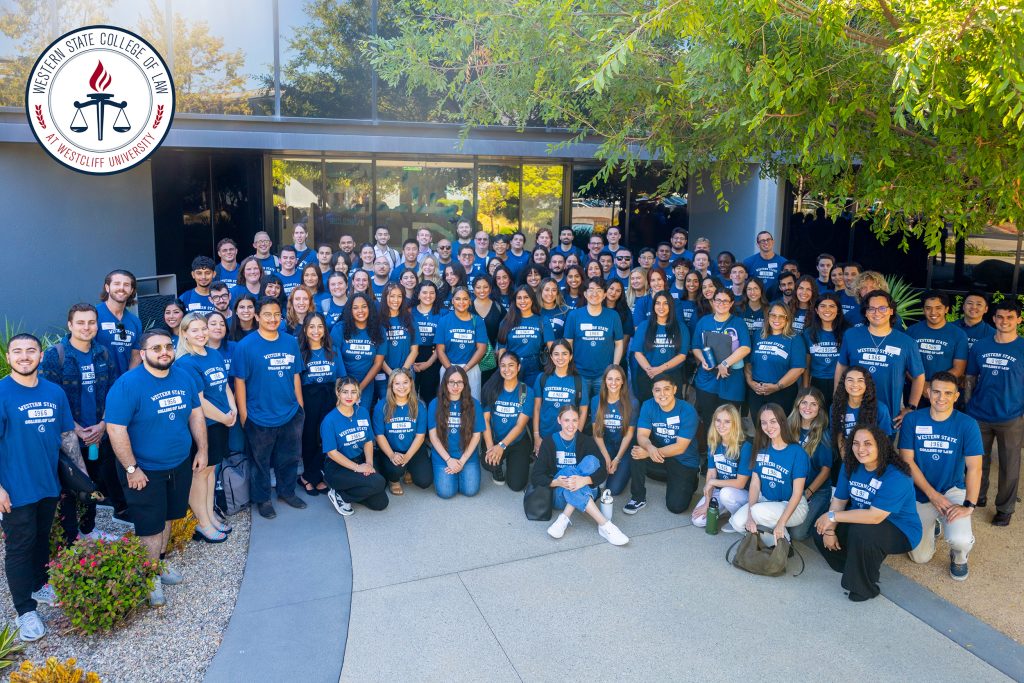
[365,0,1024,251]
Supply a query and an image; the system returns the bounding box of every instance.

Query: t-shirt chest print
[265,352,296,377]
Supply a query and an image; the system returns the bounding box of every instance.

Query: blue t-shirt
[693,314,751,401]
[742,253,786,291]
[738,304,765,340]
[540,306,571,340]
[804,328,840,380]
[955,318,995,350]
[708,441,753,482]
[370,279,389,303]
[330,325,385,383]
[322,299,346,329]
[412,308,442,347]
[180,289,215,315]
[300,347,346,386]
[966,336,1024,424]
[637,398,700,468]
[215,263,239,288]
[836,463,922,547]
[232,332,301,428]
[533,373,589,439]
[104,366,200,470]
[837,401,894,438]
[498,315,553,363]
[907,322,968,380]
[630,320,691,368]
[295,247,315,267]
[437,313,488,366]
[276,270,302,296]
[211,341,234,377]
[898,409,983,502]
[68,345,98,427]
[632,294,654,327]
[0,378,74,507]
[792,308,810,333]
[372,399,427,453]
[838,292,860,321]
[96,302,142,377]
[750,333,807,384]
[383,317,416,371]
[485,384,535,445]
[175,349,231,426]
[427,397,485,458]
[837,327,924,416]
[676,299,699,334]
[504,251,531,280]
[320,406,373,461]
[564,307,624,379]
[257,255,279,276]
[798,428,833,488]
[753,443,809,502]
[589,395,639,453]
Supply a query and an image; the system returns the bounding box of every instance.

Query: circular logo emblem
[25,25,175,175]
[168,412,175,421]
[38,425,46,433]
[868,366,877,373]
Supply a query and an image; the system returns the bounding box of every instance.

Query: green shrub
[883,275,923,324]
[49,537,158,635]
[0,623,24,670]
[0,320,59,380]
[10,657,101,683]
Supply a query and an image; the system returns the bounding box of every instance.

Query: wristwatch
[827,511,837,523]
[907,403,918,411]
[498,441,507,450]
[962,500,976,509]
[126,464,137,474]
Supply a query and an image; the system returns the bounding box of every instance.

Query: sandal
[402,472,413,485]
[213,519,233,534]
[315,482,329,493]
[298,476,318,497]
[193,526,227,544]
[389,482,404,496]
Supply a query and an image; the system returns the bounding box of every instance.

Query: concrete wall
[687,166,786,260]
[0,143,155,336]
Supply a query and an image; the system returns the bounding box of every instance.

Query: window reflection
[522,165,564,239]
[272,158,322,248]
[324,159,373,245]
[571,165,625,245]
[476,164,520,235]
[375,159,474,244]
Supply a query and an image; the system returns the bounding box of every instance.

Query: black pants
[747,383,799,421]
[810,376,834,415]
[630,456,699,513]
[323,460,389,510]
[500,437,534,492]
[414,346,441,403]
[374,443,433,489]
[1,497,58,615]
[93,438,127,516]
[300,384,336,486]
[814,520,912,600]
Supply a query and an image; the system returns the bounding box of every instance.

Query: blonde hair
[625,267,649,309]
[853,271,888,301]
[706,404,744,460]
[419,255,442,286]
[384,368,419,423]
[175,313,208,358]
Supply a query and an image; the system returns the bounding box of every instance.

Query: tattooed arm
[61,430,87,472]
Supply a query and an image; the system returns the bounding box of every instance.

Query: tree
[365,0,1024,251]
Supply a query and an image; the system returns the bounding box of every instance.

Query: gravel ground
[0,507,250,683]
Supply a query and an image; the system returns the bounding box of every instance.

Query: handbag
[57,452,99,503]
[479,342,497,372]
[727,533,802,577]
[523,482,552,521]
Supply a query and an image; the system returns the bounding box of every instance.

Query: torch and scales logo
[25,25,174,175]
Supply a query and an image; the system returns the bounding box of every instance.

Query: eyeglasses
[437,245,451,250]
[211,293,230,300]
[146,344,175,352]
[866,306,890,314]
[757,237,773,244]
[448,379,465,386]
[712,298,732,304]
[615,256,631,261]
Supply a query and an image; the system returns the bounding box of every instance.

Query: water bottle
[702,346,716,368]
[600,488,614,521]
[705,497,719,535]
[87,443,99,462]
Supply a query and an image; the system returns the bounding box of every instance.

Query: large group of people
[2,220,1021,641]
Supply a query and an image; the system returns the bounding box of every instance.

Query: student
[790,276,818,333]
[803,292,847,411]
[830,263,845,292]
[603,226,624,257]
[899,372,982,579]
[831,365,895,460]
[316,244,334,284]
[233,296,307,519]
[457,245,482,287]
[372,225,400,271]
[320,272,349,329]
[631,268,669,326]
[454,220,474,250]
[775,271,797,308]
[214,238,240,288]
[717,251,736,281]
[321,377,389,516]
[373,369,431,495]
[289,224,315,266]
[728,262,748,300]
[534,404,629,545]
[531,245,550,270]
[625,267,649,312]
[553,226,583,263]
[296,312,345,496]
[742,230,786,294]
[548,252,567,285]
[378,283,418,399]
[787,388,833,541]
[589,365,638,497]
[162,299,185,346]
[538,278,572,340]
[231,257,264,301]
[415,227,435,262]
[561,265,586,309]
[471,275,505,386]
[428,366,485,499]
[691,405,751,529]
[564,278,624,398]
[419,255,442,287]
[535,227,554,250]
[178,256,216,314]
[369,255,392,303]
[532,339,589,445]
[955,291,994,350]
[626,373,700,515]
[276,246,303,296]
[472,232,495,275]
[838,262,862,318]
[209,282,233,320]
[836,290,924,426]
[301,263,326,305]
[439,262,469,310]
[729,404,809,540]
[506,232,531,279]
[738,277,766,339]
[175,314,236,543]
[481,353,535,490]
[330,292,385,409]
[907,291,968,394]
[496,285,553,389]
[611,248,633,286]
[338,234,356,258]
[655,242,673,270]
[205,312,234,377]
[436,287,488,401]
[637,247,656,269]
[604,279,636,367]
[814,425,922,602]
[393,239,421,280]
[252,231,280,275]
[691,250,715,283]
[630,291,689,404]
[677,270,702,333]
[964,299,1024,525]
[492,265,516,309]
[106,330,205,607]
[284,285,314,335]
[97,269,143,377]
[411,281,443,401]
[259,274,285,311]
[815,253,835,292]
[584,234,605,265]
[744,302,806,416]
[229,294,258,342]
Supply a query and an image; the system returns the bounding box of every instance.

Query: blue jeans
[553,455,600,510]
[792,487,831,541]
[582,375,602,404]
[604,453,632,496]
[431,452,481,499]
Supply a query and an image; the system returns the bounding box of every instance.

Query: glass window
[571,165,625,247]
[272,157,322,250]
[476,164,520,235]
[375,159,474,245]
[522,164,564,240]
[323,159,373,247]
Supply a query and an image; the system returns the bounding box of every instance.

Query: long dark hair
[482,350,522,408]
[518,263,550,288]
[440,262,469,302]
[789,275,820,316]
[542,338,578,377]
[751,403,795,469]
[492,264,516,298]
[414,279,442,315]
[831,365,879,455]
[298,312,335,364]
[563,265,586,297]
[301,263,325,295]
[342,292,383,345]
[644,291,682,353]
[380,282,413,334]
[497,285,541,345]
[437,365,476,453]
[806,292,849,346]
[697,277,721,317]
[229,294,257,341]
[842,424,910,481]
[260,273,286,308]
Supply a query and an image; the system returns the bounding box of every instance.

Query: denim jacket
[39,335,114,427]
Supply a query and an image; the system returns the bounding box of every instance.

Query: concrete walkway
[340,480,1022,682]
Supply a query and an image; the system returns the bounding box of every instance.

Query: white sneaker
[149,582,166,607]
[547,514,571,539]
[81,529,120,542]
[327,489,354,516]
[159,563,183,586]
[599,521,629,546]
[16,611,45,641]
[30,584,56,607]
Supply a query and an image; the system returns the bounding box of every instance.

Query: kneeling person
[321,377,388,516]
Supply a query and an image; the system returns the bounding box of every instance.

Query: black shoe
[977,497,987,508]
[112,509,132,525]
[278,495,308,510]
[492,463,506,485]
[257,502,277,519]
[992,511,1012,527]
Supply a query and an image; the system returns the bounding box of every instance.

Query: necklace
[867,328,890,351]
